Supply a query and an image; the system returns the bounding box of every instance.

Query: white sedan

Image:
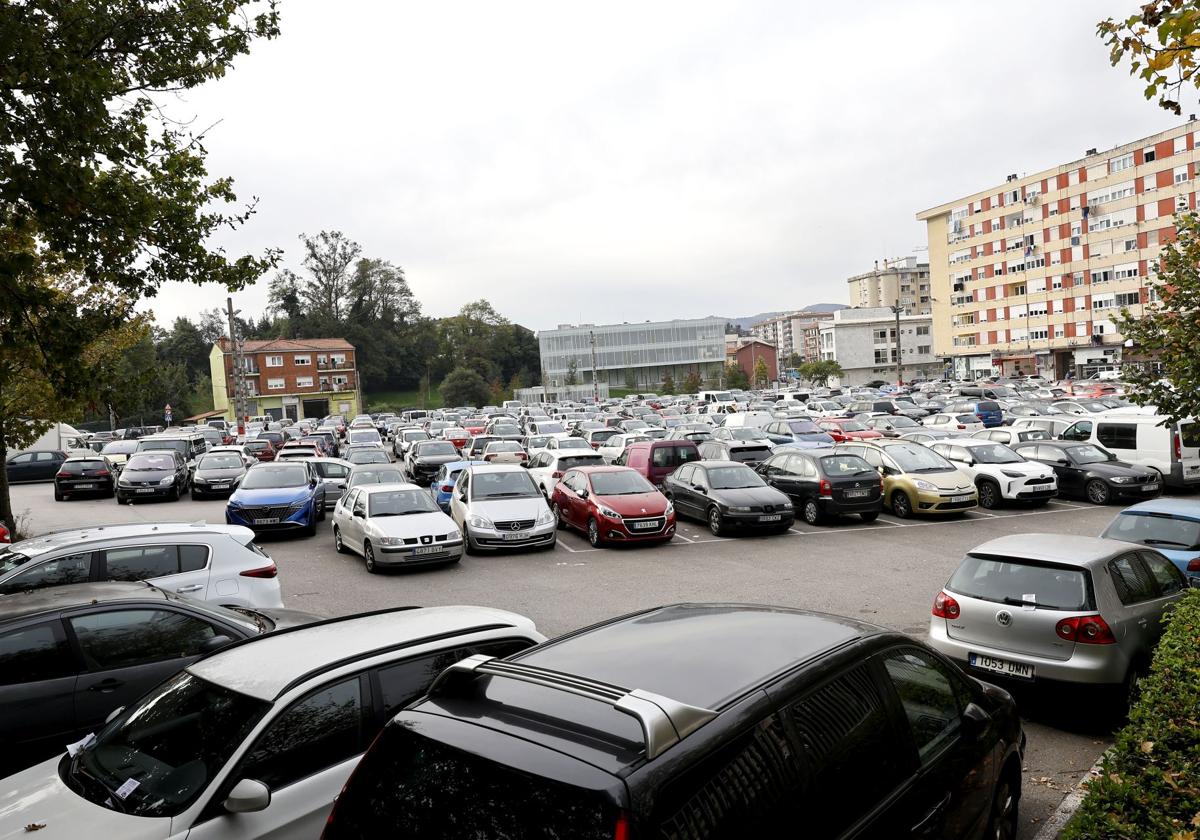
[597,433,650,464]
[526,450,604,497]
[922,413,985,434]
[332,483,463,572]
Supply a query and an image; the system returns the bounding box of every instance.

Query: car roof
[0,581,172,620]
[2,521,250,559]
[1116,498,1200,521]
[357,482,421,493]
[966,534,1132,566]
[572,465,631,474]
[465,463,527,474]
[190,606,536,701]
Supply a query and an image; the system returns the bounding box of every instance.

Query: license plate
[969,653,1034,680]
[1143,483,1160,492]
[75,484,96,489]
[502,531,529,541]
[414,545,443,555]
[136,488,155,494]
[211,482,229,488]
[632,520,659,529]
[950,494,973,503]
[255,517,280,525]
[844,489,870,498]
[759,514,782,522]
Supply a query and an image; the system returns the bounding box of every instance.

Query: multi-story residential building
[917,120,1198,380]
[818,308,940,387]
[750,310,836,362]
[846,257,932,315]
[209,338,362,422]
[538,317,727,391]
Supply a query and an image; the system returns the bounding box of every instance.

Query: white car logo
[995,610,1013,628]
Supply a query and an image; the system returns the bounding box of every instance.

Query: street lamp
[890,300,905,387]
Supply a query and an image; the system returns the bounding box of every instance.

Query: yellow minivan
[832,439,978,518]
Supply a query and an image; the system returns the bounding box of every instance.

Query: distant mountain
[721,304,847,331]
[801,303,849,313]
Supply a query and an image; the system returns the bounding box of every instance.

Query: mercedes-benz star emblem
[995,610,1013,628]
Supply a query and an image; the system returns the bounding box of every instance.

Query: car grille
[937,499,976,510]
[1025,476,1054,485]
[493,519,536,531]
[392,534,452,546]
[240,503,305,520]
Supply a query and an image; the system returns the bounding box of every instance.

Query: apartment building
[917,120,1199,380]
[750,310,835,362]
[818,308,940,387]
[846,257,932,315]
[209,338,361,421]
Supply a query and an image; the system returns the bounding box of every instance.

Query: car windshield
[887,444,955,473]
[969,443,1024,465]
[485,441,522,453]
[100,441,138,455]
[417,442,457,457]
[0,550,30,576]
[525,436,550,448]
[555,438,590,450]
[784,420,822,434]
[819,454,876,477]
[1102,511,1200,550]
[556,455,604,470]
[124,454,175,471]
[1068,444,1113,465]
[369,489,439,516]
[589,471,655,495]
[66,672,270,818]
[349,468,405,486]
[472,470,539,498]
[137,441,185,454]
[889,417,920,428]
[242,465,308,488]
[197,454,243,470]
[536,423,566,434]
[948,555,1092,611]
[403,431,430,442]
[62,459,106,473]
[729,428,768,440]
[589,430,618,442]
[705,465,766,489]
[955,414,980,424]
[837,421,868,432]
[490,425,521,437]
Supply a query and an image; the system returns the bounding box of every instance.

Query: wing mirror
[104,705,125,725]
[961,702,991,740]
[199,634,235,654]
[579,489,589,500]
[1056,458,1070,467]
[353,508,365,518]
[693,484,707,493]
[224,778,272,814]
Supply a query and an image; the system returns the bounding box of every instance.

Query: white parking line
[556,540,577,553]
[971,510,999,518]
[673,533,695,543]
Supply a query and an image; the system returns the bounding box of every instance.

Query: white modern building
[846,257,932,316]
[818,307,941,386]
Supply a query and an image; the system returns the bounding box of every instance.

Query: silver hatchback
[928,534,1190,697]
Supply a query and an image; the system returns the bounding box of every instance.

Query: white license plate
[502,531,529,541]
[75,484,96,489]
[632,520,659,529]
[255,517,280,525]
[414,545,443,555]
[968,653,1034,680]
[1143,483,1160,492]
[136,488,155,494]
[844,489,870,498]
[950,494,973,503]
[759,514,782,522]
[211,482,229,488]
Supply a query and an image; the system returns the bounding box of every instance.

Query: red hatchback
[551,465,676,548]
[244,439,276,462]
[817,419,885,442]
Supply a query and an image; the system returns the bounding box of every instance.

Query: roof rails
[429,655,716,760]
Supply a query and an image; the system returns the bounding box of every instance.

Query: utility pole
[589,330,599,405]
[226,297,246,436]
[891,299,904,388]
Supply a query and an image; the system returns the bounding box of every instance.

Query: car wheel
[53,488,64,502]
[333,526,347,554]
[190,488,201,500]
[1085,479,1111,505]
[802,498,822,525]
[891,491,913,518]
[317,501,326,522]
[1122,659,1150,712]
[552,502,565,530]
[587,518,602,547]
[860,511,879,522]
[985,771,1019,840]
[464,528,479,555]
[708,506,725,537]
[169,483,180,501]
[363,540,378,573]
[304,508,318,536]
[977,479,1000,509]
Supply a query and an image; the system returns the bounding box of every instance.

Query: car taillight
[818,479,832,497]
[957,424,966,430]
[1174,431,1182,460]
[55,471,70,479]
[440,484,454,492]
[614,811,631,840]
[94,470,110,477]
[1055,614,1116,644]
[240,563,278,579]
[0,523,9,543]
[932,591,960,619]
[552,471,564,478]
[1187,557,1200,572]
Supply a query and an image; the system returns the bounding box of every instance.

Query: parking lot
[8,479,1136,838]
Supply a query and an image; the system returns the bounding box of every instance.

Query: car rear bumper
[57,480,112,494]
[117,485,175,499]
[1168,461,1200,488]
[192,483,237,497]
[928,621,1130,685]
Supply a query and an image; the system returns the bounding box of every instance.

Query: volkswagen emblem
[509,521,521,531]
[995,610,1013,628]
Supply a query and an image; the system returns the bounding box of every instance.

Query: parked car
[428,459,484,512]
[696,438,773,467]
[53,455,117,500]
[0,606,542,837]
[526,449,605,498]
[324,602,1025,840]
[817,418,885,442]
[0,581,316,776]
[620,439,703,488]
[757,449,883,525]
[391,428,431,459]
[834,440,977,519]
[346,448,390,466]
[972,427,1052,446]
[189,450,249,499]
[448,464,557,553]
[663,459,793,535]
[98,439,139,469]
[923,413,986,433]
[551,465,675,547]
[928,534,1189,705]
[404,439,463,485]
[332,483,464,571]
[863,415,924,437]
[0,521,284,609]
[6,449,68,483]
[1011,441,1162,505]
[1058,414,1200,490]
[763,418,837,447]
[244,438,277,462]
[949,399,1004,427]
[596,432,647,463]
[928,439,1057,509]
[480,439,528,465]
[582,427,621,450]
[300,456,353,508]
[273,442,322,461]
[226,462,326,535]
[1100,498,1200,583]
[115,450,190,503]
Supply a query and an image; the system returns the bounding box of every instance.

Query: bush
[1062,588,1200,840]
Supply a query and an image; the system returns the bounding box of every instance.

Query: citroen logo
[509,521,521,531]
[995,610,1013,628]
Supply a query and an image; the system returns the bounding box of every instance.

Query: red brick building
[733,339,778,385]
[210,338,361,421]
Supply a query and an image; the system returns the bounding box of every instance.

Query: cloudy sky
[148,0,1184,331]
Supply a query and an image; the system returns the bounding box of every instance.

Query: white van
[697,390,738,412]
[1060,414,1200,489]
[721,411,776,430]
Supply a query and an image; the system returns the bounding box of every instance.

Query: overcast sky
[146,0,1184,332]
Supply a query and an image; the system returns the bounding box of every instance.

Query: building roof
[215,337,354,353]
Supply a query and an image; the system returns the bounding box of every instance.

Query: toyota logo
[509,521,521,531]
[995,610,1013,628]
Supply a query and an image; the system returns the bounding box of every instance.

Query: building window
[1054,325,1065,338]
[916,325,930,336]
[1147,285,1162,302]
[1030,328,1049,341]
[1115,291,1141,307]
[1123,237,1138,252]
[917,345,931,354]
[295,376,314,388]
[265,355,283,367]
[1144,147,1156,163]
[1110,154,1134,174]
[1091,269,1113,284]
[1114,264,1140,280]
[1175,165,1189,184]
[331,354,347,366]
[267,377,285,390]
[294,355,311,366]
[332,375,349,387]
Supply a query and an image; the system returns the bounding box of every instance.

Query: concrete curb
[1031,749,1111,840]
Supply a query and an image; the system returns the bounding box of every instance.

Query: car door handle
[88,678,124,693]
[912,791,951,835]
[177,584,204,593]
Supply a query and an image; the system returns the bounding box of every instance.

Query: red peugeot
[551,465,676,548]
[817,418,886,442]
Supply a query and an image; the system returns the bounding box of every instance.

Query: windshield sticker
[114,778,140,800]
[1022,593,1037,610]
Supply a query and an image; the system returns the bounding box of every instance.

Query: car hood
[229,486,311,505]
[0,757,172,839]
[413,454,461,467]
[471,497,547,519]
[117,468,173,482]
[597,491,669,516]
[366,511,456,538]
[905,469,974,492]
[711,485,790,506]
[1085,461,1155,479]
[194,467,245,481]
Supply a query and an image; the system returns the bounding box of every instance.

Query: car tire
[890,491,913,518]
[1122,658,1150,712]
[333,526,347,554]
[190,488,201,500]
[552,502,565,529]
[976,479,1001,509]
[707,506,726,537]
[169,484,180,501]
[1085,479,1111,505]
[304,508,318,536]
[860,511,879,522]
[317,501,326,522]
[53,488,64,502]
[984,770,1019,840]
[801,498,823,526]
[364,540,378,573]
[587,517,602,547]
[464,528,479,556]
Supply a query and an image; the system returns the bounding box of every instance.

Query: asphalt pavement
[9,479,1133,838]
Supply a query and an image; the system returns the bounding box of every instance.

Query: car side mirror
[1056,458,1070,467]
[104,705,125,725]
[224,778,272,814]
[200,634,235,654]
[693,484,707,493]
[961,702,991,740]
[965,458,976,467]
[579,489,589,500]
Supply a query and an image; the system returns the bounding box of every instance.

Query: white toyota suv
[929,439,1058,509]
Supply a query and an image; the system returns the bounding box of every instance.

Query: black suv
[323,603,1024,839]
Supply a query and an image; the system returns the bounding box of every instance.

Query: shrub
[1062,588,1200,839]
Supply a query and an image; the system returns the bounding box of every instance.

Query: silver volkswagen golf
[928,533,1190,702]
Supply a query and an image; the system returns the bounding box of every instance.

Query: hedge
[1062,588,1200,840]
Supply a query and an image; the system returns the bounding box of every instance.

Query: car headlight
[378,536,403,546]
[447,527,462,540]
[728,506,752,512]
[597,505,621,519]
[779,501,793,509]
[664,500,674,516]
[1001,470,1025,479]
[913,479,937,491]
[468,514,494,529]
[159,476,174,486]
[1109,476,1131,484]
[536,508,555,526]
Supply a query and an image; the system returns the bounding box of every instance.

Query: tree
[1117,212,1200,419]
[439,367,491,408]
[1099,2,1200,115]
[798,359,844,387]
[566,358,579,386]
[683,371,701,394]
[295,231,362,322]
[725,362,749,390]
[784,353,804,370]
[753,357,770,388]
[661,373,676,394]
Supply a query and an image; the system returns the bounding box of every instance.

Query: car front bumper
[720,510,796,529]
[1109,481,1163,500]
[377,540,464,566]
[468,521,557,550]
[117,484,176,499]
[928,620,1130,685]
[913,489,977,514]
[596,514,676,541]
[227,503,312,530]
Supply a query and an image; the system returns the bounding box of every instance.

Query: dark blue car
[226,461,326,536]
[429,459,484,512]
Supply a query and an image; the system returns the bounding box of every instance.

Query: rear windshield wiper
[1141,538,1189,547]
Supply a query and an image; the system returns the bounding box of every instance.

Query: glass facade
[539,318,727,387]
